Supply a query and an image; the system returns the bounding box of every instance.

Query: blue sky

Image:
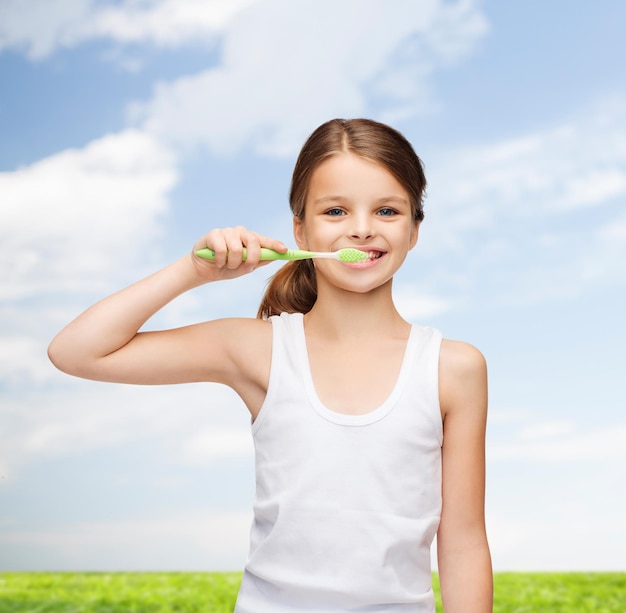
[1,0,625,572]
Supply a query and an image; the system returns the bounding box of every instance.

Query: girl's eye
[325,208,345,216]
[377,207,397,217]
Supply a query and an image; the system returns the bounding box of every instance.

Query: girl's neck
[303,280,409,341]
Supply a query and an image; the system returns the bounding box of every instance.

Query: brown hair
[257,118,427,319]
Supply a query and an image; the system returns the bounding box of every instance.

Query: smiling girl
[49,118,492,612]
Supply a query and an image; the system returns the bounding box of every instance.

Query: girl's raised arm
[48,227,286,389]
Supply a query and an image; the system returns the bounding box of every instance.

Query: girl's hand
[191,226,287,281]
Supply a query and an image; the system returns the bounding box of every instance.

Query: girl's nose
[349,213,374,240]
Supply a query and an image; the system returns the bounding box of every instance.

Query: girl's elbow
[47,335,87,377]
[48,339,73,375]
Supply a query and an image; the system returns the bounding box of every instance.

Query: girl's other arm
[48,228,285,388]
[437,340,493,613]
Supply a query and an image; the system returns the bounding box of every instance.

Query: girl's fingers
[257,234,288,254]
[243,233,262,271]
[223,227,246,269]
[244,233,288,270]
[193,227,287,274]
[204,230,229,268]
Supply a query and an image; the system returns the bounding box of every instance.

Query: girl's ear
[409,221,420,251]
[293,216,308,249]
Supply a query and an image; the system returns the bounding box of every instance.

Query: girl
[49,118,492,612]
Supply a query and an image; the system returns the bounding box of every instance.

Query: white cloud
[488,423,626,462]
[427,97,626,229]
[181,427,253,465]
[393,284,453,320]
[519,420,574,441]
[1,0,489,157]
[562,169,626,207]
[0,511,252,570]
[488,408,535,424]
[0,336,52,385]
[0,129,177,301]
[487,512,626,571]
[136,0,487,157]
[579,214,626,284]
[414,96,626,306]
[0,127,181,404]
[484,411,626,570]
[0,0,259,59]
[0,0,91,60]
[80,0,259,47]
[0,382,250,477]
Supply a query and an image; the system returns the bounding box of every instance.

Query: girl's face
[294,152,419,294]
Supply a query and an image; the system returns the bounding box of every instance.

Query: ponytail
[257,260,317,319]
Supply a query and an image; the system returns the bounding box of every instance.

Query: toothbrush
[195,247,369,263]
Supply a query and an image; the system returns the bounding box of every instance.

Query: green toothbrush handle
[195,247,315,261]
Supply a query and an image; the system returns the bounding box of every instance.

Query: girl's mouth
[342,249,387,267]
[336,247,387,267]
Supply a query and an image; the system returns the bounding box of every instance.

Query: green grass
[491,573,625,612]
[0,572,624,612]
[0,573,241,613]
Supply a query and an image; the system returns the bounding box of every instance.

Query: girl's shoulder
[439,338,486,376]
[438,338,488,420]
[185,316,273,381]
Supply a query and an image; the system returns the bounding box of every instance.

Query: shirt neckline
[293,313,416,426]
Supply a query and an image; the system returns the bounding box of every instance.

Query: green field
[0,572,624,612]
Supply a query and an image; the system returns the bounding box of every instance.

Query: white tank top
[235,312,443,612]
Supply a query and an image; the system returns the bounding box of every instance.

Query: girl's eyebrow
[311,195,348,205]
[312,195,409,206]
[375,195,410,206]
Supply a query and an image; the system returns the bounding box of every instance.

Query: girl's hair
[257,118,427,319]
